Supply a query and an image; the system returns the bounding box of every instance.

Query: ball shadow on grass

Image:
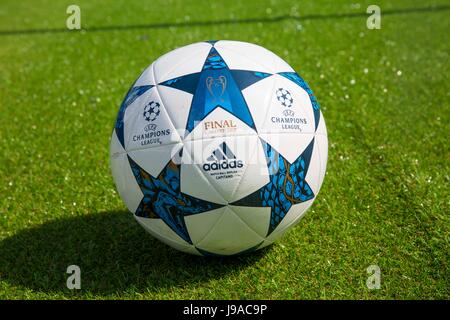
[0,211,270,295]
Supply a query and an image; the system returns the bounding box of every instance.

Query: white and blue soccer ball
[110,40,328,256]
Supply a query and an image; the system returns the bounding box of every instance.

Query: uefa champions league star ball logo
[134,100,170,146]
[271,87,306,130]
[276,88,293,108]
[143,101,160,122]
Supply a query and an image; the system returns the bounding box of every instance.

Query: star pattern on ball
[231,138,315,236]
[127,153,224,244]
[158,45,273,136]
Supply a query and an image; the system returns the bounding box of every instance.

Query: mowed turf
[0,0,448,299]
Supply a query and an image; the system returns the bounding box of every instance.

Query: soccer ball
[110,40,328,256]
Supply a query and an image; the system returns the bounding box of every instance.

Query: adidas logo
[202,142,244,171]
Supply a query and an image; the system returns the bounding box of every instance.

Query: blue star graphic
[127,153,224,244]
[159,45,273,136]
[231,138,316,236]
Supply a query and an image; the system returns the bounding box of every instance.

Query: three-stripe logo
[202,142,243,172]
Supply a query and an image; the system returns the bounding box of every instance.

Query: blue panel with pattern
[115,85,153,148]
[232,138,315,236]
[128,154,224,244]
[159,73,200,95]
[203,47,228,70]
[278,72,321,131]
[230,70,272,90]
[158,47,273,136]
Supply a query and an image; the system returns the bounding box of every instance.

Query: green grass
[0,0,449,299]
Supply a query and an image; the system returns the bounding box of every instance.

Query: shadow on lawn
[0,211,270,295]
